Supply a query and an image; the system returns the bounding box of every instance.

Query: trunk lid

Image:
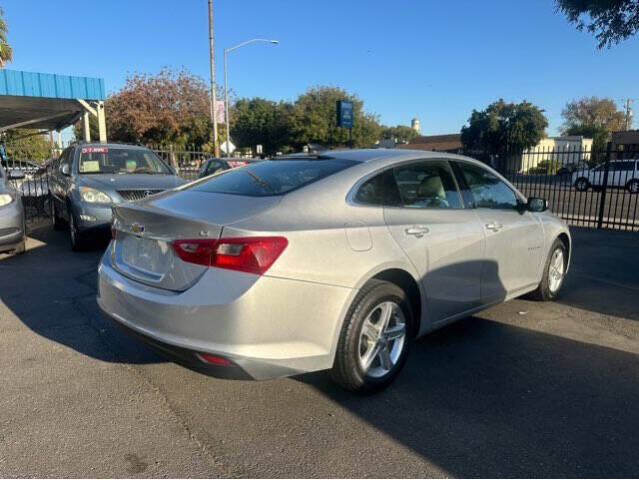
[111,190,281,291]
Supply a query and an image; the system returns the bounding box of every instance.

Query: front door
[454,161,544,302]
[383,159,484,324]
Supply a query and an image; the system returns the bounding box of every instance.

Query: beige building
[521,136,593,172]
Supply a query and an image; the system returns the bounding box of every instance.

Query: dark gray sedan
[50,143,186,250]
[0,163,25,255]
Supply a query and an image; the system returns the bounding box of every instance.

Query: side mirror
[527,197,548,212]
[61,164,70,176]
[8,169,25,180]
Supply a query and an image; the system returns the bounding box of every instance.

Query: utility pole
[208,0,220,157]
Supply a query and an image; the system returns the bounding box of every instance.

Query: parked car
[98,149,571,393]
[556,161,588,177]
[49,143,186,250]
[198,158,251,178]
[572,159,639,193]
[0,162,26,255]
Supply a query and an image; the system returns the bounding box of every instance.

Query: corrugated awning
[0,69,105,132]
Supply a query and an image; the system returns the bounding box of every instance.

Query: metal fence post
[597,142,612,229]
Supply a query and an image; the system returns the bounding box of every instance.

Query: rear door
[382,159,484,323]
[454,161,544,302]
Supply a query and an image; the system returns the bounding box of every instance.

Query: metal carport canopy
[0,69,106,140]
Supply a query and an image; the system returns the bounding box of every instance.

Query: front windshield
[78,147,170,175]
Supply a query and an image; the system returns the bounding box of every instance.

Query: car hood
[79,174,186,191]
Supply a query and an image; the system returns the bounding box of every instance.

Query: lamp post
[223,38,279,157]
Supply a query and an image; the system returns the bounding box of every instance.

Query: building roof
[0,69,105,100]
[397,133,462,152]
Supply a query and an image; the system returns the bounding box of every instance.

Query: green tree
[556,0,639,48]
[461,99,548,153]
[0,7,12,67]
[561,97,625,151]
[380,125,419,144]
[98,68,214,150]
[2,129,51,161]
[289,86,381,149]
[231,98,293,155]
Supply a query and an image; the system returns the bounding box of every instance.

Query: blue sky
[2,0,638,137]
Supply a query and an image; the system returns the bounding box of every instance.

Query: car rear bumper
[97,245,353,380]
[0,201,24,252]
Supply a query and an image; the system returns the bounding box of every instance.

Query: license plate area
[119,234,172,279]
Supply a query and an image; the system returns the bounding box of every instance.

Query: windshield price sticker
[82,147,109,154]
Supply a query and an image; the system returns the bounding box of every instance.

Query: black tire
[331,279,414,394]
[529,238,567,301]
[69,212,85,251]
[574,177,590,191]
[51,197,64,231]
[627,179,639,194]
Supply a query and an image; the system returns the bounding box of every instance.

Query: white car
[573,160,639,193]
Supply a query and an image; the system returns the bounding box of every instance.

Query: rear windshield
[191,158,357,197]
[78,147,170,175]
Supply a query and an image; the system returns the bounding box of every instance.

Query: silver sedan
[0,164,25,255]
[98,150,570,392]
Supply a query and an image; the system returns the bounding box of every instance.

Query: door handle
[404,226,429,238]
[485,222,503,232]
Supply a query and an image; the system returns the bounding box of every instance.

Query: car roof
[72,142,151,150]
[278,148,468,164]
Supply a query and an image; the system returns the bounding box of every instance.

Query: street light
[223,38,279,157]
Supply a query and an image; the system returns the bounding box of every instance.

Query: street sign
[337,100,353,129]
[220,140,236,154]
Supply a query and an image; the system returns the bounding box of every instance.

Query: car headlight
[0,194,14,208]
[80,186,111,203]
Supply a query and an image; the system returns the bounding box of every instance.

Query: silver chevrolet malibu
[98,149,571,392]
[0,163,26,255]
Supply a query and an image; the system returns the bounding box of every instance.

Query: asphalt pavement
[1,226,638,477]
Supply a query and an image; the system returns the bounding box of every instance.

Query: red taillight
[171,236,288,275]
[197,353,232,366]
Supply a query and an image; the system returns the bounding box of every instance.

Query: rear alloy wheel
[331,280,413,393]
[529,238,567,301]
[574,177,590,191]
[627,179,639,194]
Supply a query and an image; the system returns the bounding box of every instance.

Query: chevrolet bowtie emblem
[131,223,145,235]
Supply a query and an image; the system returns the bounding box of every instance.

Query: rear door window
[393,160,462,209]
[192,158,357,196]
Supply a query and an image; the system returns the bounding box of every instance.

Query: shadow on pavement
[557,227,639,321]
[0,225,164,365]
[300,316,639,477]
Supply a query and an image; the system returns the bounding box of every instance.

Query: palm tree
[0,7,13,68]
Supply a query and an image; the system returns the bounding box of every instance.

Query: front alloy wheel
[627,180,639,194]
[332,280,413,393]
[574,178,589,191]
[69,213,84,251]
[529,238,567,301]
